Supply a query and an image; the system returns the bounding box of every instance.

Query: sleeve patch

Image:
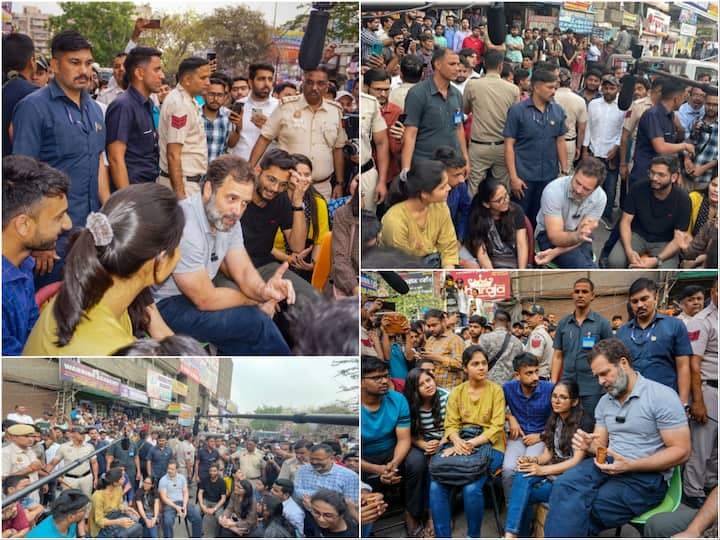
[688,330,700,341]
[171,115,188,129]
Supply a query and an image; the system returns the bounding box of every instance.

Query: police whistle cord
[2,437,123,509]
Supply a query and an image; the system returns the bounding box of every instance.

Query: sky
[229,357,356,412]
[13,1,307,26]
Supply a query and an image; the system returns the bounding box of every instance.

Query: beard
[606,367,629,398]
[27,236,58,251]
[204,193,239,232]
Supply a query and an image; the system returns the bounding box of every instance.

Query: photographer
[684,92,718,191]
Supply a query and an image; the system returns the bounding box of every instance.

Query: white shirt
[230,94,279,160]
[282,497,305,534]
[587,44,601,62]
[7,413,34,424]
[583,97,625,158]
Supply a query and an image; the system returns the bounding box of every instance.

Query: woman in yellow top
[381,160,458,268]
[23,183,184,356]
[89,468,142,537]
[429,345,506,538]
[271,154,329,280]
[686,175,717,236]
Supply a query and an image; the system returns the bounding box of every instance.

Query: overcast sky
[230,357,356,412]
[13,1,307,26]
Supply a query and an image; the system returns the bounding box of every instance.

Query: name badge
[453,109,462,126]
[581,335,596,349]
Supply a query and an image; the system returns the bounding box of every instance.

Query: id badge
[581,335,596,349]
[453,109,462,126]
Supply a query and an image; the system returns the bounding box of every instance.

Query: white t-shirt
[230,94,279,160]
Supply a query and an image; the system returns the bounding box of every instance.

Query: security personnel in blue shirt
[12,30,106,289]
[617,277,693,409]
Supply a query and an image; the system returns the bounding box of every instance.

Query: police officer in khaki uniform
[45,426,98,499]
[523,304,553,380]
[158,56,211,199]
[359,92,389,212]
[250,67,346,201]
[1,424,43,504]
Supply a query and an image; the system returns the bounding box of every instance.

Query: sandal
[405,524,425,537]
[423,519,435,538]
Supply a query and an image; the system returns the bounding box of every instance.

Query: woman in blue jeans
[134,477,160,538]
[429,346,507,538]
[504,378,592,537]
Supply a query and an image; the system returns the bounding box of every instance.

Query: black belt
[65,471,92,479]
[360,158,375,174]
[565,137,577,142]
[704,380,718,388]
[160,170,205,183]
[471,139,504,146]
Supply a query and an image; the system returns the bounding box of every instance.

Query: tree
[249,405,286,432]
[49,2,136,66]
[284,3,358,45]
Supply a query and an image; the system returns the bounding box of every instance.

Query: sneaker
[600,217,613,231]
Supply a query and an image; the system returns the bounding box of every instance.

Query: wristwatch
[399,168,409,182]
[655,255,664,267]
[291,204,304,211]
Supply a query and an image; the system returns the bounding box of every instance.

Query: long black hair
[541,378,585,460]
[53,183,184,346]
[230,479,254,520]
[403,367,442,438]
[291,153,321,243]
[387,160,447,206]
[262,495,295,535]
[465,177,516,259]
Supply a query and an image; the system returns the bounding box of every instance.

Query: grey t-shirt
[153,192,245,301]
[595,373,687,481]
[159,472,187,502]
[536,175,606,235]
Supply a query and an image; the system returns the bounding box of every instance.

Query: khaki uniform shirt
[2,443,40,503]
[277,456,303,483]
[686,302,718,381]
[525,324,554,379]
[232,449,264,479]
[360,93,386,165]
[463,73,520,142]
[261,94,347,182]
[388,82,416,111]
[54,441,96,476]
[554,87,588,140]
[159,84,208,177]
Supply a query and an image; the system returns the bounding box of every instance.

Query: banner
[679,8,699,23]
[563,2,595,13]
[148,398,168,410]
[179,359,218,393]
[447,271,512,300]
[360,273,378,295]
[59,359,121,396]
[558,8,594,34]
[172,379,188,397]
[178,404,193,427]
[120,384,148,405]
[397,272,435,295]
[167,403,182,415]
[623,12,640,28]
[226,400,238,413]
[680,23,697,36]
[146,370,173,402]
[644,7,671,36]
[525,14,557,32]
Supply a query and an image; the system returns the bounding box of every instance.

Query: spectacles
[551,394,570,401]
[490,193,510,204]
[311,509,339,520]
[648,171,669,179]
[362,374,390,381]
[206,92,226,99]
[304,80,328,88]
[263,174,289,190]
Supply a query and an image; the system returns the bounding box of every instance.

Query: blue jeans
[504,474,553,536]
[429,448,504,538]
[157,294,290,355]
[536,231,596,268]
[601,167,619,221]
[544,458,667,537]
[512,180,551,229]
[162,502,202,538]
[142,512,158,538]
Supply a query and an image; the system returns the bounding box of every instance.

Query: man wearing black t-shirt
[240,148,321,303]
[608,154,691,268]
[198,464,227,537]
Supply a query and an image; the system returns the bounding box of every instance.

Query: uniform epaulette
[325,99,344,111]
[280,95,302,105]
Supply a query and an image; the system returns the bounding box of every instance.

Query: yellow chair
[311,231,333,291]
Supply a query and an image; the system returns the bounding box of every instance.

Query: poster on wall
[146,370,173,402]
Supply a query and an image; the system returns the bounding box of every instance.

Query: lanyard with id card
[453,108,462,127]
[581,332,596,349]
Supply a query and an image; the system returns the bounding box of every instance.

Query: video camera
[342,113,360,158]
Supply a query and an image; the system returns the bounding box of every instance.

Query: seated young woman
[461,177,528,269]
[682,174,718,268]
[429,345,506,538]
[380,160,458,269]
[504,378,593,538]
[23,183,184,355]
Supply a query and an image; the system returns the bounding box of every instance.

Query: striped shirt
[294,463,359,503]
[425,331,465,389]
[201,106,232,161]
[419,387,449,440]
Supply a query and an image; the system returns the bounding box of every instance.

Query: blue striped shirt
[294,463,359,502]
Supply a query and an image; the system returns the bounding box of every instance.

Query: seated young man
[2,155,72,355]
[153,155,293,355]
[502,352,554,499]
[607,154,691,269]
[544,338,691,537]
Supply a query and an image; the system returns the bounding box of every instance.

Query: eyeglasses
[490,193,510,204]
[648,171,669,179]
[303,80,328,88]
[263,174,289,190]
[206,92,226,99]
[551,394,570,401]
[311,509,339,520]
[362,374,390,381]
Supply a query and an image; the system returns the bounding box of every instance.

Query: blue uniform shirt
[2,255,38,356]
[503,98,567,183]
[12,79,105,228]
[148,445,174,479]
[630,101,677,184]
[503,379,554,434]
[616,312,693,393]
[3,75,38,156]
[447,182,472,241]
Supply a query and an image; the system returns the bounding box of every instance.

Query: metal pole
[202,412,358,426]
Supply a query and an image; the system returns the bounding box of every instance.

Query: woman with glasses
[462,177,528,268]
[310,489,359,538]
[381,160,458,268]
[134,477,160,538]
[503,378,593,538]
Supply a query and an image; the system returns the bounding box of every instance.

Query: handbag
[428,426,493,486]
[100,509,144,538]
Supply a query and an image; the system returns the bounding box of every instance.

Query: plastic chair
[35,281,61,310]
[310,231,332,291]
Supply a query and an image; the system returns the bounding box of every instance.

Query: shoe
[600,217,613,231]
[682,494,706,509]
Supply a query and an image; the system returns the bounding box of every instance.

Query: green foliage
[141,11,212,78]
[49,2,136,66]
[248,405,286,431]
[283,2,358,44]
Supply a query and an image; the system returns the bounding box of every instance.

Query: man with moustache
[231,63,278,161]
[201,77,240,161]
[683,92,718,191]
[12,30,106,288]
[106,47,165,188]
[153,155,294,355]
[552,277,613,418]
[422,309,465,390]
[544,338,691,537]
[677,285,706,323]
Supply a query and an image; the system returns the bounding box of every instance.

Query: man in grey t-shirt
[153,155,294,355]
[544,338,691,537]
[159,461,202,538]
[535,157,607,268]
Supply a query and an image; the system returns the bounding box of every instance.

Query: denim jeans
[536,231,596,268]
[162,502,202,538]
[544,457,667,537]
[513,180,552,229]
[429,448,504,538]
[157,294,290,355]
[601,167,619,221]
[504,474,553,535]
[141,512,158,538]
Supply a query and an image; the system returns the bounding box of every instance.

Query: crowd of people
[359,9,718,271]
[361,275,717,537]
[2,17,360,356]
[2,406,361,538]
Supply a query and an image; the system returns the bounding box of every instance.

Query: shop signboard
[146,370,173,402]
[558,8,594,35]
[59,359,121,396]
[179,404,193,427]
[563,2,595,13]
[179,358,218,393]
[148,398,167,410]
[680,23,697,36]
[447,271,512,300]
[172,379,188,397]
[397,272,435,295]
[679,8,699,24]
[120,384,148,405]
[644,7,671,36]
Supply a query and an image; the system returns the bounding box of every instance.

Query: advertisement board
[59,359,121,396]
[120,384,148,405]
[146,370,173,402]
[447,271,512,300]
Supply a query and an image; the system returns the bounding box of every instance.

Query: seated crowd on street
[360,274,718,537]
[2,407,361,538]
[2,18,360,356]
[359,8,718,271]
